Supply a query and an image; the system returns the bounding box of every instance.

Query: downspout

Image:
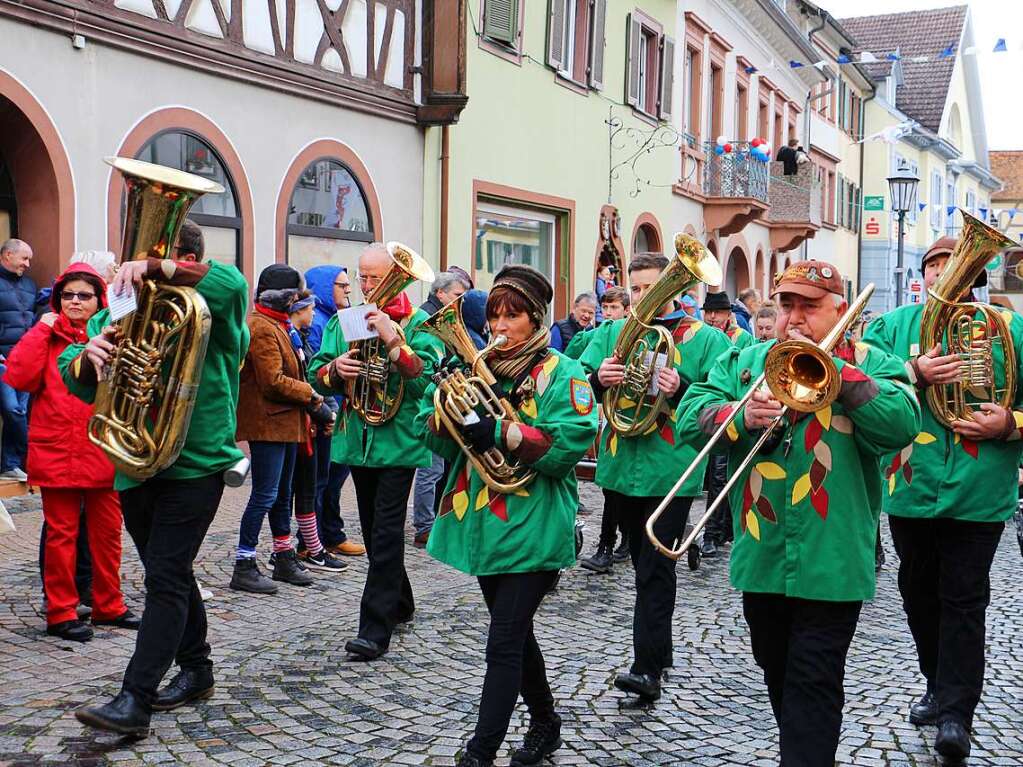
[801,9,829,261]
[856,86,877,292]
[439,125,450,271]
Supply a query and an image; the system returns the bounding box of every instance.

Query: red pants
[42,487,126,625]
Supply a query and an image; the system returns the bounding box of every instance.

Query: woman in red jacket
[3,263,137,642]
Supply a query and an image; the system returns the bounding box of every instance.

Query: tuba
[347,242,435,425]
[603,233,722,437]
[920,210,1016,428]
[422,295,535,493]
[89,157,223,480]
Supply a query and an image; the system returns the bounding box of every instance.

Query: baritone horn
[604,233,722,437]
[89,157,223,480]
[422,295,536,493]
[919,209,1016,428]
[646,283,875,560]
[347,242,435,425]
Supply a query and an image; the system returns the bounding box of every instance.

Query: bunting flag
[789,60,804,69]
[979,206,988,220]
[837,54,851,64]
[918,202,928,213]
[886,52,900,61]
[993,38,1008,53]
[946,205,957,216]
[745,65,758,74]
[859,51,878,63]
[939,45,955,58]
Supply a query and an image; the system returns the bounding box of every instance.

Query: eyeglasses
[357,274,382,286]
[334,282,352,289]
[60,291,97,302]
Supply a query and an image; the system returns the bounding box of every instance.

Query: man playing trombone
[676,261,921,766]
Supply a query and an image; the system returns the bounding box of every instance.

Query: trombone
[646,284,875,560]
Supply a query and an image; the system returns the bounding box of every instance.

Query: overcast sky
[820,0,1021,151]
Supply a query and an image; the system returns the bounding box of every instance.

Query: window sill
[478,36,523,66]
[631,107,659,127]
[554,73,591,97]
[821,221,838,231]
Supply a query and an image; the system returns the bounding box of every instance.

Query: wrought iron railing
[702,142,770,202]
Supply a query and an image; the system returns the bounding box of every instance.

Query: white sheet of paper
[337,303,379,343]
[645,351,668,395]
[0,500,15,534]
[107,285,138,321]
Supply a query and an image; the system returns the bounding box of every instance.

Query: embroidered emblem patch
[570,378,594,415]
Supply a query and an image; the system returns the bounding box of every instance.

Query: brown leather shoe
[328,540,366,556]
[413,531,429,549]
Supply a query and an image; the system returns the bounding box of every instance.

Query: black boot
[75,690,150,736]
[614,672,661,702]
[456,755,494,767]
[510,713,563,767]
[699,536,718,558]
[152,667,215,711]
[909,689,938,725]
[935,719,971,760]
[47,620,93,643]
[272,549,314,586]
[579,544,613,574]
[612,535,630,562]
[230,558,278,594]
[93,610,142,630]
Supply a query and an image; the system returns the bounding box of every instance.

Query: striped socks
[296,513,323,555]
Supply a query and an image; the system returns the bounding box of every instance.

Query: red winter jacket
[2,263,114,488]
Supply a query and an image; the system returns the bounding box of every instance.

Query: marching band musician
[60,221,250,735]
[417,265,597,767]
[579,253,731,706]
[862,236,1023,761]
[677,261,921,766]
[307,242,444,662]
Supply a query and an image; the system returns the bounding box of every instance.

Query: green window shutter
[484,0,520,46]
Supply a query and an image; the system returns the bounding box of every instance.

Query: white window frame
[930,171,943,231]
[558,0,577,79]
[637,32,650,113]
[476,201,558,312]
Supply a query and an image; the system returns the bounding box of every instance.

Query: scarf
[381,292,412,322]
[255,303,291,330]
[487,326,552,382]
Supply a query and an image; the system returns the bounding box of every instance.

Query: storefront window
[475,202,556,318]
[132,131,241,268]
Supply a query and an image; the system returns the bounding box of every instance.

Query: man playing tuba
[862,235,1023,762]
[579,252,730,707]
[677,261,921,767]
[307,242,443,662]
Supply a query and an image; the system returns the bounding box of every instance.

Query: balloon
[714,145,725,156]
[716,135,727,147]
[751,137,763,148]
[724,143,733,153]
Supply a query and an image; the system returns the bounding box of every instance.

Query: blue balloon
[714,145,725,156]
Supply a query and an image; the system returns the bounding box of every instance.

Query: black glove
[308,400,334,426]
[461,414,497,453]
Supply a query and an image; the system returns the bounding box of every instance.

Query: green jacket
[725,323,755,350]
[308,306,443,469]
[57,261,250,491]
[677,340,921,601]
[579,316,731,497]
[862,302,1023,523]
[417,350,597,575]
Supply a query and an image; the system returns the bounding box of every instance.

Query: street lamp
[888,163,920,307]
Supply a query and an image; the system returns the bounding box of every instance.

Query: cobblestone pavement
[0,480,1020,767]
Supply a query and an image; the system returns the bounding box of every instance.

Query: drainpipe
[439,126,450,271]
[856,87,877,292]
[800,9,829,261]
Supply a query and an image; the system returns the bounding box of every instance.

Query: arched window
[633,223,661,256]
[0,159,15,242]
[133,130,241,267]
[286,158,375,274]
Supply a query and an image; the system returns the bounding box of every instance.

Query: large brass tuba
[920,210,1016,428]
[347,242,435,425]
[422,295,536,493]
[603,233,722,437]
[89,157,223,480]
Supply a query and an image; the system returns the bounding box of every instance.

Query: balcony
[702,142,770,236]
[766,162,822,252]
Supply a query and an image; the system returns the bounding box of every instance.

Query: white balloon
[716,135,727,146]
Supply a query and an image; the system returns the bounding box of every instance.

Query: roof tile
[990,152,1023,201]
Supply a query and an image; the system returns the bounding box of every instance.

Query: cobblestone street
[0,480,1020,767]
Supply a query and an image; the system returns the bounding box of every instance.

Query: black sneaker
[304,549,349,573]
[579,544,613,574]
[272,549,314,586]
[456,755,494,767]
[230,559,278,594]
[612,537,630,562]
[510,713,563,767]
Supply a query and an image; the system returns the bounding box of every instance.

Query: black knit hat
[255,264,303,301]
[702,291,732,311]
[492,265,553,325]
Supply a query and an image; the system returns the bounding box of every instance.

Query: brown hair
[627,253,669,274]
[486,285,538,328]
[601,286,630,307]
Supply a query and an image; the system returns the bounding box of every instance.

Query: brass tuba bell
[89,157,223,480]
[919,210,1016,428]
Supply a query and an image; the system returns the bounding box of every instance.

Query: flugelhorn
[604,233,722,437]
[347,242,435,425]
[422,295,535,493]
[89,157,223,480]
[920,210,1015,428]
[646,284,875,560]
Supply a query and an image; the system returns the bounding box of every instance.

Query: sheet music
[107,285,138,321]
[337,303,379,343]
[644,352,668,395]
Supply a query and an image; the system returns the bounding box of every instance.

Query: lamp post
[888,164,920,307]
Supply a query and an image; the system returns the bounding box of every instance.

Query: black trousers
[597,488,628,548]
[703,454,733,545]
[742,592,862,767]
[349,466,415,647]
[467,571,558,761]
[120,473,225,707]
[888,515,1004,729]
[609,490,690,676]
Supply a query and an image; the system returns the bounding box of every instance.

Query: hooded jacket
[731,300,752,333]
[2,263,114,488]
[305,265,345,354]
[0,262,38,357]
